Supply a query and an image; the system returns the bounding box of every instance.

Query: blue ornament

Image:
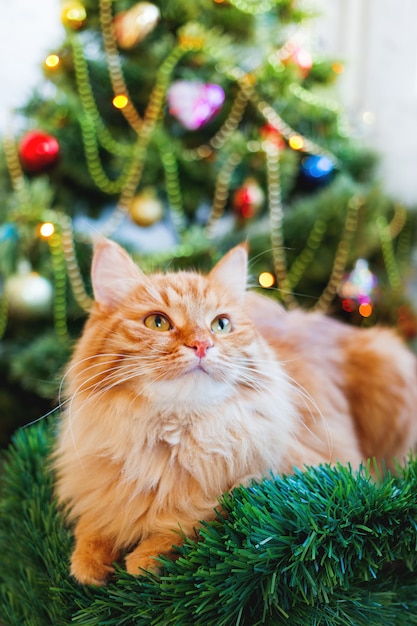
[0,223,18,242]
[300,155,334,181]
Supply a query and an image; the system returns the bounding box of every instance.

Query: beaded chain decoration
[1,0,409,341]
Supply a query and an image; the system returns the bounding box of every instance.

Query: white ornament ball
[4,261,53,318]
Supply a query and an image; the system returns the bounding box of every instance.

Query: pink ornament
[167,81,225,130]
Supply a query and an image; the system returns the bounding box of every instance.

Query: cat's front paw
[70,548,115,586]
[124,550,162,577]
[125,534,180,577]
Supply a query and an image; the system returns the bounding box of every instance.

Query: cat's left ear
[209,244,248,300]
[91,238,143,308]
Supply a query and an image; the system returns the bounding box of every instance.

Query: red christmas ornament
[18,130,60,173]
[233,178,265,219]
[259,124,286,150]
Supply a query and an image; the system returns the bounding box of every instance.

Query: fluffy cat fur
[53,239,417,585]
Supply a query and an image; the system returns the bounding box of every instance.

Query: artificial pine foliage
[2,419,417,625]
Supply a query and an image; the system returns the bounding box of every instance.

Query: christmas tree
[0,0,415,444]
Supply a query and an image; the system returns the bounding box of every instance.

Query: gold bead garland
[254,95,341,168]
[70,38,133,158]
[287,218,327,289]
[377,215,402,292]
[205,151,242,237]
[264,143,298,309]
[227,0,276,15]
[0,293,8,340]
[59,214,93,311]
[47,231,69,338]
[99,0,143,133]
[158,139,186,233]
[313,195,363,312]
[184,79,254,162]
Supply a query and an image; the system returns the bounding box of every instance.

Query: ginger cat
[53,239,417,585]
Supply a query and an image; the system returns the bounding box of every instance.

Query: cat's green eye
[210,315,232,334]
[144,313,171,332]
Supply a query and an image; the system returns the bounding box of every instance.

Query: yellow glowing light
[358,302,373,318]
[45,54,60,69]
[258,272,275,288]
[112,94,129,109]
[39,222,55,238]
[331,62,345,74]
[289,134,304,150]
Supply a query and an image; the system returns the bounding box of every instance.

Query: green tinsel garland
[1,420,417,626]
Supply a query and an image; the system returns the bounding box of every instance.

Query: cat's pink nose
[187,338,213,358]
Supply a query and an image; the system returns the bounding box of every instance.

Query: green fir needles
[1,420,417,625]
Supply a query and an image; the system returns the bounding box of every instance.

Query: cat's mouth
[185,359,210,376]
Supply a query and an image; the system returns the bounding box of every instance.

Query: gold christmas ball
[113,2,160,49]
[61,1,87,30]
[4,262,53,318]
[129,189,164,226]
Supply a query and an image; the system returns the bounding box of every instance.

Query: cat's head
[70,239,274,411]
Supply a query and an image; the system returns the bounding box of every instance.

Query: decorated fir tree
[0,0,415,440]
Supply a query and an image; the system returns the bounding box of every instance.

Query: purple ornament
[167,81,225,130]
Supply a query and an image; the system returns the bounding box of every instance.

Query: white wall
[1,0,417,204]
[313,0,417,205]
[0,0,60,132]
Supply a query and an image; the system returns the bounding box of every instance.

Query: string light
[112,94,129,109]
[288,134,304,150]
[359,302,373,318]
[39,222,55,238]
[258,272,275,288]
[332,62,345,74]
[44,54,60,69]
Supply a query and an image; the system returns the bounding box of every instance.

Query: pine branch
[1,421,417,625]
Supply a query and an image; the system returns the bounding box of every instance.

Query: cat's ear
[91,238,143,307]
[209,244,248,299]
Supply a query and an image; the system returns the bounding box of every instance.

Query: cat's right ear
[209,243,248,301]
[91,238,143,308]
